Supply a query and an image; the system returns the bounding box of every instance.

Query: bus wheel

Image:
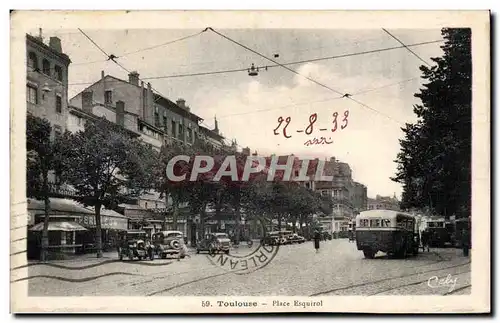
[396,246,407,259]
[363,249,375,259]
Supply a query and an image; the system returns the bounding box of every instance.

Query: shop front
[74,211,129,253]
[27,198,94,259]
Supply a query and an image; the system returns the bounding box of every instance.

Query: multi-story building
[353,182,368,212]
[69,71,228,239]
[367,194,401,211]
[26,32,71,137]
[25,32,130,258]
[198,117,226,150]
[69,71,210,151]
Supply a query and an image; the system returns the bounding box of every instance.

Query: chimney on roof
[38,28,43,42]
[176,98,186,109]
[49,37,62,53]
[82,91,93,114]
[128,71,140,86]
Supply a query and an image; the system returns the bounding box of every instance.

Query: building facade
[26,32,71,137]
[69,71,229,238]
[367,194,401,211]
[352,182,368,212]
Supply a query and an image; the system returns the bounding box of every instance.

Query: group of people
[419,229,470,257]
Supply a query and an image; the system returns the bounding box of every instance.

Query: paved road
[21,239,471,296]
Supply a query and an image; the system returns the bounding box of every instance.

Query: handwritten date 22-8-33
[273,110,349,145]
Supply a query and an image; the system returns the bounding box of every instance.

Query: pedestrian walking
[314,231,321,253]
[461,229,470,257]
[421,230,430,252]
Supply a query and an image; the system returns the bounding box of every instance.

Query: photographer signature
[427,274,458,293]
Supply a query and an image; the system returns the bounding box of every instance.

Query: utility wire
[72,30,206,65]
[207,27,404,125]
[382,28,431,67]
[77,28,173,105]
[78,28,111,59]
[217,77,419,119]
[120,30,206,58]
[142,39,442,80]
[68,40,441,85]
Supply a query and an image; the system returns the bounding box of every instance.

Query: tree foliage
[26,114,65,261]
[392,28,471,218]
[60,117,153,257]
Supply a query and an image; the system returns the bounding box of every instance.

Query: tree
[26,115,64,261]
[392,28,471,219]
[61,117,152,257]
[152,142,190,231]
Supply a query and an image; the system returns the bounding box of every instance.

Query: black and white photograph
[10,10,490,313]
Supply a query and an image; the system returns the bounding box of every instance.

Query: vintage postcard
[10,10,490,313]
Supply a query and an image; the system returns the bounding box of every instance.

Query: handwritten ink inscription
[273,111,349,144]
[304,137,333,146]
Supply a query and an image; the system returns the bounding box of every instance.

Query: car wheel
[161,253,167,259]
[225,250,230,255]
[196,249,200,254]
[180,255,186,259]
[138,256,142,260]
[363,249,375,259]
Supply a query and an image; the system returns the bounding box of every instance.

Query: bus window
[370,219,381,227]
[381,219,391,227]
[359,219,369,227]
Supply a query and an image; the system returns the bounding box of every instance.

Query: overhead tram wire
[142,39,442,81]
[68,40,442,86]
[206,27,404,125]
[72,29,207,66]
[382,28,431,67]
[119,30,207,58]
[77,28,176,105]
[217,77,421,119]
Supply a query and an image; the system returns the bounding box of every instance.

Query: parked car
[117,230,154,261]
[261,234,280,246]
[287,233,306,244]
[321,232,332,241]
[152,230,187,259]
[196,233,231,254]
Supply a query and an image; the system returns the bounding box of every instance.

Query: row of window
[27,84,62,113]
[28,52,64,82]
[153,108,196,143]
[358,218,414,230]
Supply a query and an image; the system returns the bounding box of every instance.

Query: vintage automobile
[196,233,231,254]
[261,233,280,246]
[356,210,420,259]
[287,233,306,244]
[117,230,154,261]
[152,230,187,259]
[321,232,333,241]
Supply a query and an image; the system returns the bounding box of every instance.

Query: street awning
[29,221,88,232]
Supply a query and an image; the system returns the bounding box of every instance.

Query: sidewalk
[429,247,471,261]
[28,251,118,265]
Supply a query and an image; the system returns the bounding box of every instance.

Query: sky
[37,28,445,199]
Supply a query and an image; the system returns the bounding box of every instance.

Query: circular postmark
[206,215,279,275]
